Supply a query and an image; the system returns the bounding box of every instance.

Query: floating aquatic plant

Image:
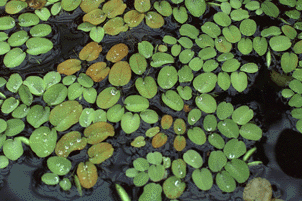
[1,0,299,200]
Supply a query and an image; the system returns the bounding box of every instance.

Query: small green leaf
[163,176,186,199]
[183,149,203,168]
[1,97,19,114]
[232,105,254,125]
[208,151,227,172]
[3,48,26,68]
[239,123,262,141]
[27,105,50,128]
[90,27,105,43]
[218,119,239,138]
[29,126,57,157]
[3,139,23,161]
[47,156,72,175]
[41,173,59,185]
[192,168,213,191]
[223,139,246,159]
[216,171,236,192]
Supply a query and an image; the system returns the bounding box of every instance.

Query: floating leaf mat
[0,0,301,200]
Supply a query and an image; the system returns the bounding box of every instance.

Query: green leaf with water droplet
[193,72,217,93]
[12,104,29,119]
[121,112,140,134]
[195,94,217,113]
[158,66,178,89]
[29,126,57,157]
[201,22,221,38]
[59,178,72,191]
[8,30,29,47]
[216,171,236,192]
[3,48,26,68]
[208,133,225,149]
[26,105,50,128]
[47,156,72,175]
[138,41,153,59]
[6,73,22,93]
[151,52,174,67]
[1,97,19,114]
[129,53,147,75]
[183,149,203,168]
[218,119,239,138]
[215,36,232,53]
[23,76,46,96]
[203,114,217,131]
[0,16,15,30]
[55,131,87,158]
[223,139,246,159]
[42,173,59,185]
[96,87,120,109]
[163,176,186,199]
[171,159,186,179]
[79,108,95,127]
[49,100,82,131]
[44,71,61,89]
[232,105,253,125]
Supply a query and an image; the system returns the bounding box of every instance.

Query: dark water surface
[1,0,302,200]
